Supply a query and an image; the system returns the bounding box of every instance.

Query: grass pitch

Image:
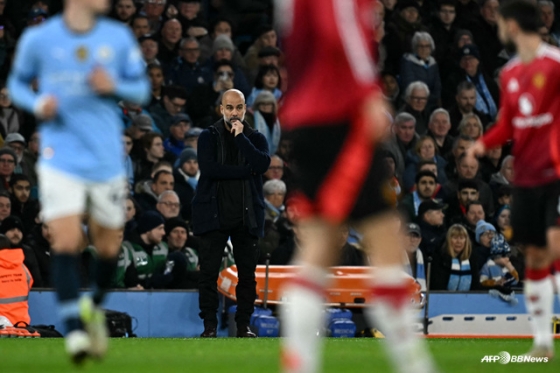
[0,338,558,373]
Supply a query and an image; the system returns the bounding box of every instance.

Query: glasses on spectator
[410,96,428,102]
[417,44,431,49]
[159,201,181,208]
[268,166,283,171]
[0,158,14,164]
[9,144,24,152]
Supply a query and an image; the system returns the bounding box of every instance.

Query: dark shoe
[236,326,257,338]
[200,325,217,338]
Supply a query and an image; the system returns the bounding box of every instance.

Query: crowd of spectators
[0,0,557,294]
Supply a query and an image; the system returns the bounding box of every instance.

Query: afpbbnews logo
[481,351,549,364]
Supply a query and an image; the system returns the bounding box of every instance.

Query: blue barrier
[29,290,205,337]
[28,290,560,337]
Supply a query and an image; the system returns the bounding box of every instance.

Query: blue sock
[51,253,81,332]
[92,257,117,306]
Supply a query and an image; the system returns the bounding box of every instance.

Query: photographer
[187,60,238,128]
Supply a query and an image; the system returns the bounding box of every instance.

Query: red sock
[552,260,560,274]
[371,284,411,309]
[526,267,551,281]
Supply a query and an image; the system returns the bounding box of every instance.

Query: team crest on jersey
[96,45,114,63]
[519,94,534,116]
[532,72,545,89]
[75,46,88,62]
[507,78,519,93]
[42,147,54,160]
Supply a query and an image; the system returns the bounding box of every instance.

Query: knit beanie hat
[252,91,277,112]
[213,34,234,54]
[165,217,189,236]
[137,211,164,235]
[490,233,511,258]
[0,216,23,234]
[0,147,17,163]
[176,147,197,169]
[475,220,496,244]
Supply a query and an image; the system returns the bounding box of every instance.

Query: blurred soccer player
[275,0,435,372]
[467,0,560,359]
[8,0,150,363]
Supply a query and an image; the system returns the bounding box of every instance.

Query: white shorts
[38,165,128,229]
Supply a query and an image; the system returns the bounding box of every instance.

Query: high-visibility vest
[0,248,33,325]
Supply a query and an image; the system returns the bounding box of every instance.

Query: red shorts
[288,121,393,224]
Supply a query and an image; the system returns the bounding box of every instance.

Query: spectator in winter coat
[400,32,441,108]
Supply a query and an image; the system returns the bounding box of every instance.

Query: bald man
[192,89,270,338]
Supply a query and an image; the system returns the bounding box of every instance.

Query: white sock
[366,266,435,373]
[525,277,554,349]
[280,266,327,373]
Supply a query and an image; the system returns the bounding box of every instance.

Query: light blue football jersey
[8,15,150,182]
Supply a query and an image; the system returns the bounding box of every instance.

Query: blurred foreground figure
[467,0,560,359]
[276,0,436,372]
[8,0,149,364]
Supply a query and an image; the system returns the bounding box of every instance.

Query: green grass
[0,338,558,373]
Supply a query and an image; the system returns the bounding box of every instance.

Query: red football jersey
[481,44,560,187]
[277,0,380,129]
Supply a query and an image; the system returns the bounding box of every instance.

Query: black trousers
[198,224,259,327]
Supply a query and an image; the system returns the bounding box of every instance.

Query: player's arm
[7,30,57,119]
[90,29,150,105]
[362,89,392,143]
[197,130,252,180]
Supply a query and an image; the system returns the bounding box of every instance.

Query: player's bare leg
[360,212,436,373]
[82,220,123,359]
[280,218,340,373]
[48,215,91,364]
[524,244,554,358]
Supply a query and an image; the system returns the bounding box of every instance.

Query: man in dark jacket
[192,89,270,338]
[418,200,447,257]
[173,147,199,222]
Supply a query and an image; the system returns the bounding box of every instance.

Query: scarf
[412,191,422,215]
[179,168,199,190]
[253,110,281,155]
[404,249,426,291]
[447,257,472,291]
[467,73,498,119]
[264,199,284,222]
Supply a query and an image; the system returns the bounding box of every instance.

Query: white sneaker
[80,297,108,359]
[65,330,91,365]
